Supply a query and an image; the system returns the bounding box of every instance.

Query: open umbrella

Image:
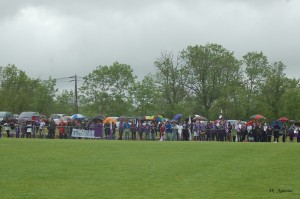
[71,114,85,120]
[278,117,289,123]
[145,116,155,121]
[173,114,183,122]
[245,120,254,126]
[250,114,266,120]
[117,116,129,122]
[270,120,283,129]
[92,115,105,121]
[294,122,300,127]
[194,115,207,121]
[153,115,164,122]
[103,117,117,124]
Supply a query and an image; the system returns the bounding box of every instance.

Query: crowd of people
[1,117,300,143]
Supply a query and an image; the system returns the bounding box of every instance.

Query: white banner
[72,129,100,138]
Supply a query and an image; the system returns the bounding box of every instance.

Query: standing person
[58,120,65,139]
[10,120,16,138]
[171,122,177,141]
[236,121,243,142]
[165,121,172,141]
[0,120,4,138]
[194,121,200,141]
[39,120,46,138]
[282,124,287,143]
[118,121,124,140]
[26,121,33,138]
[15,122,20,138]
[66,119,73,139]
[160,122,165,141]
[151,123,156,141]
[288,126,295,142]
[94,120,103,139]
[182,121,189,141]
[21,122,26,138]
[155,121,159,138]
[112,122,116,140]
[297,128,300,143]
[177,123,183,141]
[124,121,131,140]
[262,123,268,142]
[144,121,151,141]
[104,123,110,139]
[4,121,11,138]
[189,122,194,141]
[48,119,57,139]
[266,125,273,142]
[225,122,232,142]
[200,122,207,141]
[137,121,144,140]
[130,122,137,140]
[273,124,280,143]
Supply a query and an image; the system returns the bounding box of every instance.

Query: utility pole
[75,74,78,114]
[70,75,78,114]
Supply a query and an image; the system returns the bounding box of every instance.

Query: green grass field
[0,139,299,199]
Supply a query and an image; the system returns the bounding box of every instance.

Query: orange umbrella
[103,117,117,124]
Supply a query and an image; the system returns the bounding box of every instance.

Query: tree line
[1,43,299,121]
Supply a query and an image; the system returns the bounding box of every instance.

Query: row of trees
[1,43,300,121]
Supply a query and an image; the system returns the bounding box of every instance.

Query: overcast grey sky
[0,0,299,88]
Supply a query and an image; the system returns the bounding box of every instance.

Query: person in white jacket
[177,123,183,141]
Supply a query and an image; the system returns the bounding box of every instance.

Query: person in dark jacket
[273,124,280,143]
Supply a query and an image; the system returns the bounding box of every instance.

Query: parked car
[0,111,13,122]
[50,114,67,124]
[61,116,72,124]
[17,112,40,122]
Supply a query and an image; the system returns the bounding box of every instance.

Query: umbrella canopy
[270,120,283,129]
[103,117,117,124]
[294,122,300,127]
[245,120,254,126]
[145,116,155,121]
[172,114,183,121]
[194,115,207,121]
[153,115,164,122]
[71,114,85,120]
[117,116,129,122]
[250,114,266,120]
[92,115,105,121]
[278,117,289,123]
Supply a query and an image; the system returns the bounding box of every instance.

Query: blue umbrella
[71,114,85,120]
[173,114,183,122]
[270,120,283,129]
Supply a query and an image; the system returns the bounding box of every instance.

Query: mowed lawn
[0,139,299,199]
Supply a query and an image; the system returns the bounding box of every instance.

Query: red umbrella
[250,114,266,120]
[278,117,289,123]
[246,120,254,126]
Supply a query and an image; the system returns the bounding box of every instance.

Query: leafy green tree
[80,62,136,116]
[280,86,300,120]
[131,75,159,116]
[0,65,57,115]
[242,52,269,117]
[259,61,291,119]
[182,43,241,119]
[154,52,189,117]
[53,90,75,115]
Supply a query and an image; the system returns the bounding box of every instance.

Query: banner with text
[72,129,100,138]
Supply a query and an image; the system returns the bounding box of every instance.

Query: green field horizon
[0,139,299,199]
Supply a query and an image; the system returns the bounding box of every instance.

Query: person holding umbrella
[273,123,280,143]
